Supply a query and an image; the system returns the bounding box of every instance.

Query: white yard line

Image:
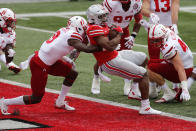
[16,25,196,55]
[1,78,196,122]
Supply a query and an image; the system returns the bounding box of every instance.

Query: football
[108,29,118,40]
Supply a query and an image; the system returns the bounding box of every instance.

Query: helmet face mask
[119,0,131,4]
[67,16,87,37]
[149,38,163,48]
[86,4,109,25]
[149,24,168,47]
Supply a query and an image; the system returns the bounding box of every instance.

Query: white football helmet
[86,4,109,25]
[67,16,87,36]
[149,24,169,47]
[0,8,16,31]
[149,24,169,39]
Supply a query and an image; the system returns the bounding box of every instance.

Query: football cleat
[55,100,75,111]
[0,97,10,115]
[128,85,141,100]
[149,85,159,99]
[139,107,162,115]
[155,87,176,103]
[123,80,131,95]
[91,76,101,94]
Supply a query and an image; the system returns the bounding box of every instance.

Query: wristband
[131,32,137,38]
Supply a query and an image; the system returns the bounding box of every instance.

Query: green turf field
[0,0,196,118]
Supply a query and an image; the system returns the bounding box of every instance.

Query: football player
[148,24,193,102]
[141,0,181,100]
[0,16,102,115]
[0,8,21,74]
[86,4,161,114]
[91,0,147,98]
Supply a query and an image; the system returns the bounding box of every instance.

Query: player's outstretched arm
[68,39,102,53]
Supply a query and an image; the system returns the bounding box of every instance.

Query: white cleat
[123,80,131,95]
[128,85,141,100]
[55,100,75,111]
[149,85,159,99]
[139,107,162,115]
[91,77,101,94]
[155,87,176,103]
[0,98,10,115]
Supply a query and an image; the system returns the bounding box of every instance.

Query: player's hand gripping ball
[108,25,123,40]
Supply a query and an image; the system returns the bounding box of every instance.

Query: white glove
[139,19,150,32]
[8,49,15,57]
[124,36,135,49]
[150,13,160,24]
[180,81,190,101]
[115,44,121,50]
[62,56,76,69]
[6,62,19,68]
[171,24,179,35]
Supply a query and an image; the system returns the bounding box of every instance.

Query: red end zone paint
[0,82,196,130]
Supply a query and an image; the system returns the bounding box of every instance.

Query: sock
[124,79,130,83]
[94,74,99,79]
[4,96,25,105]
[0,54,6,65]
[141,99,150,108]
[57,84,71,102]
[187,77,195,90]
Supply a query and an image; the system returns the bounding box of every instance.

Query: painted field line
[16,25,196,55]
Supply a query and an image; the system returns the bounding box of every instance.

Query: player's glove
[115,44,121,50]
[150,13,160,24]
[180,81,190,101]
[8,49,15,57]
[171,24,179,35]
[124,35,135,49]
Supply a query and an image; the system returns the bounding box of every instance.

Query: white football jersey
[150,0,172,26]
[103,0,142,28]
[0,30,16,49]
[161,31,193,68]
[38,28,83,65]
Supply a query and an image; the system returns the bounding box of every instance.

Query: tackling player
[148,24,193,102]
[0,16,102,115]
[141,0,181,100]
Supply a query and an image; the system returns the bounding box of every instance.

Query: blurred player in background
[86,4,161,114]
[0,8,21,74]
[0,16,102,115]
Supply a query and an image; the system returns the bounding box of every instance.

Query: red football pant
[148,60,193,83]
[30,53,72,97]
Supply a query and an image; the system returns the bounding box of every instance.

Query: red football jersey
[87,24,118,65]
